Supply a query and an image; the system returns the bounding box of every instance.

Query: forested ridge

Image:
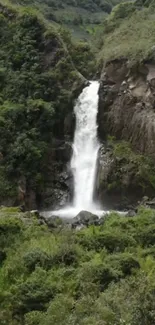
[0,0,95,208]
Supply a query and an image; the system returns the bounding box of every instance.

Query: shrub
[23,248,51,272]
[77,225,136,252]
[11,267,58,317]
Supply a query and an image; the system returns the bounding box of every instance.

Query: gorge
[2,1,155,324]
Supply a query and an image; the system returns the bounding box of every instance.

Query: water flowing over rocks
[71,81,100,212]
[39,210,101,229]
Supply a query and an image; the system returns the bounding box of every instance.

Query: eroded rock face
[96,59,155,208]
[96,145,143,210]
[98,59,155,156]
[39,140,74,210]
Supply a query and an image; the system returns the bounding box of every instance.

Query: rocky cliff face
[39,140,73,210]
[98,59,155,156]
[97,59,155,209]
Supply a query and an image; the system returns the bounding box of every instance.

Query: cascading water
[71,81,100,211]
[43,81,103,218]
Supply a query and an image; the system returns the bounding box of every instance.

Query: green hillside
[1,0,155,324]
[0,1,91,206]
[98,0,155,64]
[9,0,127,39]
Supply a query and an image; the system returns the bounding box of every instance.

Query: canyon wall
[97,59,155,209]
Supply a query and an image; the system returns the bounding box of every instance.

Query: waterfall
[42,81,103,218]
[71,81,100,211]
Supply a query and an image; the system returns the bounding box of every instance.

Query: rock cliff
[97,59,155,209]
[98,59,155,156]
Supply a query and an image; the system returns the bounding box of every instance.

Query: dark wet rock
[138,196,155,209]
[146,200,155,209]
[72,210,99,228]
[126,210,137,217]
[39,139,74,210]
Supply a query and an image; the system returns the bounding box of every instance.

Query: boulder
[126,209,137,217]
[138,197,155,209]
[72,210,99,228]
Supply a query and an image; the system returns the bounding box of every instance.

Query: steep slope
[9,0,127,39]
[98,0,155,63]
[0,1,86,210]
[97,0,155,208]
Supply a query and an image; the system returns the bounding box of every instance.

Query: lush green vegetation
[98,0,155,63]
[1,1,155,324]
[112,140,155,190]
[8,0,127,40]
[105,138,155,197]
[0,1,94,204]
[1,207,155,324]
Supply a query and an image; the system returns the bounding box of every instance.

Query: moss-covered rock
[96,140,155,209]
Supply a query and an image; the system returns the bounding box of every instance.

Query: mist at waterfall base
[46,81,105,218]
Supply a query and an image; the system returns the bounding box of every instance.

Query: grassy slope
[98,1,155,63]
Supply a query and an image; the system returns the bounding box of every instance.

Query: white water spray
[71,81,100,211]
[42,81,104,218]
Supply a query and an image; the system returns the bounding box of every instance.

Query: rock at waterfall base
[72,210,99,228]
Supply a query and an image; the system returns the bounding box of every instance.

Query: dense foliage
[0,2,89,204]
[0,1,155,324]
[1,207,155,324]
[107,139,155,194]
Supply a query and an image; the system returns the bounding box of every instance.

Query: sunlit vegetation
[1,207,155,324]
[97,0,155,64]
